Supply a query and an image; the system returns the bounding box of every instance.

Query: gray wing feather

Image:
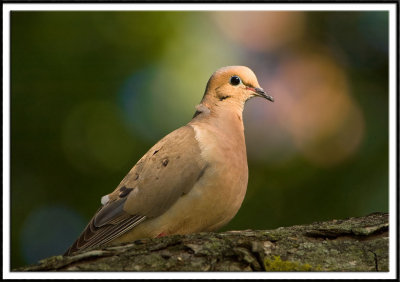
[64,197,146,255]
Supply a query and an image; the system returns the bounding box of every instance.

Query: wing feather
[64,125,207,256]
[64,199,145,255]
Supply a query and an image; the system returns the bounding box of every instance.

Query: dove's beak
[250,87,274,102]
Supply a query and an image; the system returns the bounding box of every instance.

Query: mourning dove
[64,66,274,255]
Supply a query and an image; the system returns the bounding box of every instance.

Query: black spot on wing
[119,186,134,198]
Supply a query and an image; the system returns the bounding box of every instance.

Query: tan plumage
[64,66,273,255]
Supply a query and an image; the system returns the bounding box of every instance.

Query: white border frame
[3,3,397,280]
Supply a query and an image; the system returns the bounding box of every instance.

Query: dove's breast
[184,118,249,230]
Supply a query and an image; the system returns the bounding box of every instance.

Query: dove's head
[201,66,274,108]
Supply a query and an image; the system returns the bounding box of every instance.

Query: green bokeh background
[10,11,389,268]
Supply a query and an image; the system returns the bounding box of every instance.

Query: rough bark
[15,212,389,272]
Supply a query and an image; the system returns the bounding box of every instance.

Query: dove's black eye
[230,76,241,86]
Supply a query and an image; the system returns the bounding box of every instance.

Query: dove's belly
[112,122,249,243]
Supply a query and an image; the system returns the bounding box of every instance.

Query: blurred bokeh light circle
[118,15,240,143]
[119,65,189,142]
[212,11,306,52]
[269,48,365,166]
[20,205,85,264]
[61,100,136,174]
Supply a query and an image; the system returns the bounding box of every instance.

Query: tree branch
[15,212,388,272]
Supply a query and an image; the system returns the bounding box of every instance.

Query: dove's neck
[189,100,248,177]
[212,102,245,133]
[190,99,246,142]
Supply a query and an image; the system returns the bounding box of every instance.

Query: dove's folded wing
[64,125,207,255]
